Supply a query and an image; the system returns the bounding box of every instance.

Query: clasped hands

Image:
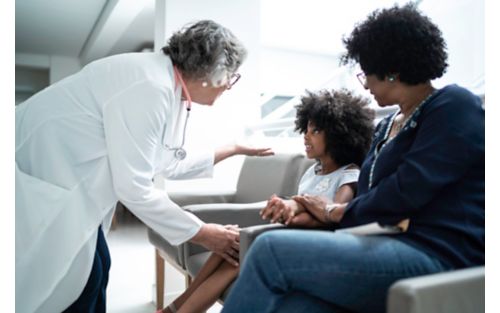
[260,194,346,227]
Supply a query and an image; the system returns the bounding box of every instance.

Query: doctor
[16,20,272,313]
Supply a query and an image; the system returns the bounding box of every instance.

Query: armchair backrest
[234,153,305,203]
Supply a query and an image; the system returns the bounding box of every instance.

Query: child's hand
[260,194,282,221]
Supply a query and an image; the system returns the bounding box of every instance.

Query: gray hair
[162,20,247,87]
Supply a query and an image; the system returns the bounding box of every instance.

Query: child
[261,88,374,226]
[158,88,374,313]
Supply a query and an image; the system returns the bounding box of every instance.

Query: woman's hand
[288,211,324,228]
[190,223,240,266]
[260,195,304,225]
[293,195,347,223]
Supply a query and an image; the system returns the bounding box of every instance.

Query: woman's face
[363,74,399,107]
[304,121,327,159]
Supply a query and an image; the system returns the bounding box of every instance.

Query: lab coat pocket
[15,163,73,260]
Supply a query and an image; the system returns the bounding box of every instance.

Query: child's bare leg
[177,260,239,313]
[162,253,225,313]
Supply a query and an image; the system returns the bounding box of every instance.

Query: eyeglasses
[356,72,367,87]
[227,73,241,89]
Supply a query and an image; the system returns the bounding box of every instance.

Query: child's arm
[334,183,356,203]
[292,182,356,224]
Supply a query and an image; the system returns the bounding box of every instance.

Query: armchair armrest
[387,266,485,313]
[168,190,236,207]
[183,201,269,257]
[239,224,286,263]
[184,201,268,225]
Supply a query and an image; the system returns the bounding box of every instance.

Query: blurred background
[15,0,484,192]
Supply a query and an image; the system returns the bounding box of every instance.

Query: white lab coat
[15,52,213,313]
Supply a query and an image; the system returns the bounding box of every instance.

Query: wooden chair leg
[185,273,192,288]
[156,249,165,310]
[111,212,118,230]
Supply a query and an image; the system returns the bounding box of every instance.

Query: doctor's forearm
[214,144,238,164]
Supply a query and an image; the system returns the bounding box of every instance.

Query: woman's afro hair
[341,3,448,85]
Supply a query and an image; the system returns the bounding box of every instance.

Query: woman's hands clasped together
[260,194,348,228]
[293,195,346,224]
[260,194,321,228]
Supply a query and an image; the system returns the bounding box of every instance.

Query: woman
[221,4,484,313]
[157,89,374,313]
[15,20,272,313]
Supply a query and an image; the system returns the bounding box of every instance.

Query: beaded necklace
[368,89,438,189]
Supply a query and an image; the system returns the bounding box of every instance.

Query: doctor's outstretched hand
[234,144,274,157]
[214,144,274,164]
[190,223,241,266]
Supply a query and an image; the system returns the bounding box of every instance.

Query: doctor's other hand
[235,144,274,157]
[214,144,274,164]
[190,223,240,266]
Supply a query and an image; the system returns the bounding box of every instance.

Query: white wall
[420,0,484,94]
[49,55,82,84]
[260,47,340,96]
[15,53,82,105]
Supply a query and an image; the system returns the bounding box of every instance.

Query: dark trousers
[63,226,111,313]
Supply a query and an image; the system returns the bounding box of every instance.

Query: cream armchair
[147,153,313,309]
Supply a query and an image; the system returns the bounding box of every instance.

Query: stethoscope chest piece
[174,148,187,160]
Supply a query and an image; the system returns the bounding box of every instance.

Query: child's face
[304,121,327,159]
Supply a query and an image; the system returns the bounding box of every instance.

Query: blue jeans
[63,226,111,313]
[222,230,449,313]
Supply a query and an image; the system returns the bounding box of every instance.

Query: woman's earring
[202,81,208,87]
[388,75,396,82]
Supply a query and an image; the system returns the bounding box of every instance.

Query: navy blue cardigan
[340,85,484,268]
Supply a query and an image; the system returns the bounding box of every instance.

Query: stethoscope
[165,66,191,160]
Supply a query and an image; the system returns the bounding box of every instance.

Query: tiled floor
[106,207,222,313]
